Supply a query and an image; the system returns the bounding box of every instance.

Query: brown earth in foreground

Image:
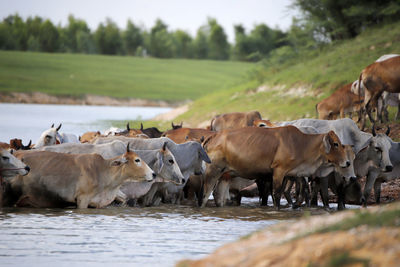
[0,92,178,107]
[178,202,400,267]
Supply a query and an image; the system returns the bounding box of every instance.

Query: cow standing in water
[200,126,355,209]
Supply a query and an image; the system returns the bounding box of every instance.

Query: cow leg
[295,177,309,208]
[256,177,269,206]
[310,178,319,207]
[320,177,330,210]
[76,196,90,209]
[373,179,383,204]
[304,178,310,207]
[336,182,346,210]
[272,169,286,210]
[363,170,379,207]
[283,177,294,207]
[213,179,229,207]
[200,165,223,208]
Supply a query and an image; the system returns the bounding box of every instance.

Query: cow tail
[357,73,363,122]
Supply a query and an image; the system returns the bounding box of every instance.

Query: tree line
[0,0,399,62]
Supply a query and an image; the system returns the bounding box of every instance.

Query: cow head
[334,145,357,183]
[323,131,355,180]
[33,123,62,148]
[171,121,183,130]
[370,126,393,172]
[156,142,185,184]
[111,143,155,182]
[0,149,30,178]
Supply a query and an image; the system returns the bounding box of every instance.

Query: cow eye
[46,135,51,139]
[2,156,9,161]
[333,143,339,147]
[135,158,140,163]
[375,147,382,152]
[169,159,174,164]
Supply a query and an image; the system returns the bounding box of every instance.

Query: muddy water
[0,199,329,267]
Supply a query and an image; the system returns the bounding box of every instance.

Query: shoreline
[0,92,185,108]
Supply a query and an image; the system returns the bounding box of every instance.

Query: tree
[193,27,208,59]
[38,19,59,52]
[207,18,230,60]
[94,18,123,55]
[65,15,91,53]
[149,19,173,58]
[172,30,193,58]
[123,20,143,55]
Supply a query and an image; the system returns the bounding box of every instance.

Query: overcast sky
[0,0,297,43]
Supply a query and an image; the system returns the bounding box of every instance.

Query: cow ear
[199,147,211,163]
[323,134,332,153]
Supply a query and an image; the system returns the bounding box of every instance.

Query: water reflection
[0,199,332,267]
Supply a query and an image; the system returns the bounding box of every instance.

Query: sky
[0,0,297,43]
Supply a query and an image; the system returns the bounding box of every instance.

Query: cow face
[157,143,184,184]
[334,145,357,183]
[34,124,62,148]
[0,149,30,178]
[112,145,155,182]
[323,131,354,172]
[370,133,393,172]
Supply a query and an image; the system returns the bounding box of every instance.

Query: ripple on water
[0,198,336,267]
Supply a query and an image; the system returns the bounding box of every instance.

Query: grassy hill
[163,22,400,129]
[0,51,254,102]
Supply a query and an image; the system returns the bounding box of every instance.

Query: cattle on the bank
[33,123,62,148]
[210,111,262,131]
[354,55,400,123]
[162,127,215,144]
[10,146,155,208]
[316,83,363,120]
[200,126,355,209]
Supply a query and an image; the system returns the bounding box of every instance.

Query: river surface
[0,103,171,142]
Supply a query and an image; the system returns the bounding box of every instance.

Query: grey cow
[279,118,393,209]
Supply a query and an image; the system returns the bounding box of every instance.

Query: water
[0,199,321,267]
[0,103,171,142]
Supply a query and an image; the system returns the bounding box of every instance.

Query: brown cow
[356,55,400,123]
[162,128,215,144]
[115,123,144,137]
[9,145,155,208]
[316,83,363,120]
[210,111,262,131]
[200,126,355,209]
[80,131,102,143]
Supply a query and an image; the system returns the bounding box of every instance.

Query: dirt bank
[0,92,180,107]
[178,202,400,267]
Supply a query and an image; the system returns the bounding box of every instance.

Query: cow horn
[127,142,130,152]
[56,123,62,131]
[200,136,205,143]
[171,122,175,128]
[126,123,130,131]
[162,142,167,151]
[386,126,390,136]
[26,140,32,148]
[51,123,54,128]
[372,124,376,136]
[180,121,183,127]
[141,123,144,130]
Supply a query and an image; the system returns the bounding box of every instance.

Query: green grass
[0,51,254,102]
[170,21,400,127]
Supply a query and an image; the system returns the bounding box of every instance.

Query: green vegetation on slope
[170,22,400,127]
[0,51,254,102]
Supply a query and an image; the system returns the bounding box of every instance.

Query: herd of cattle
[0,54,399,211]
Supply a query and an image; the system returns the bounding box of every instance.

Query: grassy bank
[0,51,254,102]
[167,22,400,128]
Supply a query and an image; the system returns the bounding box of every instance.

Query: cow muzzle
[384,165,393,172]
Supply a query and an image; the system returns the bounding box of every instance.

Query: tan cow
[80,131,102,143]
[11,145,155,208]
[210,111,262,131]
[162,128,215,144]
[200,126,355,209]
[356,55,400,123]
[316,83,363,120]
